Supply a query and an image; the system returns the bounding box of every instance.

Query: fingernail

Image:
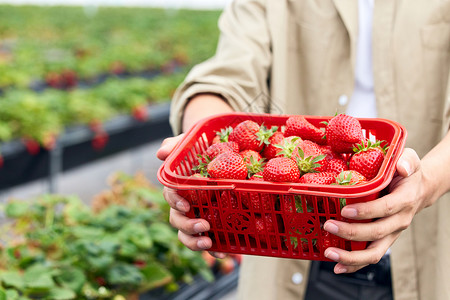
[193,222,206,233]
[335,266,347,274]
[400,160,412,176]
[341,207,357,218]
[324,249,340,261]
[324,222,339,234]
[176,201,187,212]
[197,239,208,249]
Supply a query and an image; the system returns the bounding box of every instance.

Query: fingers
[163,187,190,213]
[156,134,185,161]
[396,148,421,178]
[169,208,210,235]
[324,232,400,274]
[209,251,227,259]
[178,230,213,251]
[323,212,409,242]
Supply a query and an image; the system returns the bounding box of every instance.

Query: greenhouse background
[0,1,239,299]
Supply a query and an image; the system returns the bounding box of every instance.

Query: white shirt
[345,0,377,118]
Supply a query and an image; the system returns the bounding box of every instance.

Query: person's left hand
[322,148,428,274]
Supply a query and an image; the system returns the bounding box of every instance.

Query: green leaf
[5,289,20,300]
[107,264,143,287]
[139,261,173,291]
[87,254,114,270]
[148,222,178,248]
[4,201,30,218]
[0,271,24,290]
[118,223,152,249]
[71,226,105,239]
[54,267,86,293]
[48,287,76,300]
[0,289,6,300]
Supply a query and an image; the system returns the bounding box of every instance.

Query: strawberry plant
[0,173,213,299]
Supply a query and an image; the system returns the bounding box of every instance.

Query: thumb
[156,134,184,161]
[396,148,421,178]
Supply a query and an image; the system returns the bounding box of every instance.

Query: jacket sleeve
[169,0,272,135]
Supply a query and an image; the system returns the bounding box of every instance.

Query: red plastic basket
[158,113,407,261]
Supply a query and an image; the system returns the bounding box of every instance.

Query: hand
[322,148,425,274]
[157,135,226,259]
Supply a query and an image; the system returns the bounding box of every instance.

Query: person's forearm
[420,130,450,206]
[182,93,234,132]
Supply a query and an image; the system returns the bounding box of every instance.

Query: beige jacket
[170,0,450,299]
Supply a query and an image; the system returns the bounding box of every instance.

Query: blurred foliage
[0,172,214,299]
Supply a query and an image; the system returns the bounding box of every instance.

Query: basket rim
[158,112,407,197]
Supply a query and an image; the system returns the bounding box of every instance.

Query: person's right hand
[156,134,226,258]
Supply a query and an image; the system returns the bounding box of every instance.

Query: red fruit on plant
[263,157,300,182]
[23,138,40,155]
[229,121,275,152]
[326,158,348,174]
[110,61,126,75]
[285,116,326,144]
[0,155,3,168]
[45,72,62,88]
[325,114,364,153]
[92,132,109,150]
[219,256,236,274]
[42,133,57,150]
[298,172,337,185]
[336,170,367,185]
[349,140,386,180]
[61,69,78,89]
[132,105,149,121]
[95,277,107,287]
[207,152,248,180]
[133,260,147,268]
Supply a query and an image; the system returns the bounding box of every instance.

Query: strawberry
[285,116,326,144]
[320,230,340,250]
[262,131,285,159]
[242,172,272,211]
[240,150,265,177]
[325,114,364,153]
[0,155,3,168]
[219,191,240,209]
[298,172,337,185]
[336,170,367,185]
[23,138,40,155]
[255,214,278,248]
[132,105,149,121]
[240,149,262,164]
[326,158,348,174]
[207,152,248,180]
[204,142,238,161]
[212,126,233,144]
[263,157,300,182]
[203,208,223,229]
[274,136,302,159]
[92,132,109,150]
[320,145,343,161]
[349,140,387,180]
[42,133,57,151]
[292,140,327,173]
[229,121,276,152]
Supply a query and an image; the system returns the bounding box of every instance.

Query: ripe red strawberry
[326,158,348,174]
[255,214,278,248]
[229,121,276,151]
[203,208,223,229]
[212,126,233,144]
[320,230,340,250]
[292,140,327,173]
[263,157,300,182]
[242,172,272,211]
[240,149,262,163]
[132,105,149,121]
[207,152,248,180]
[349,140,386,180]
[262,131,285,159]
[204,142,238,161]
[219,191,240,209]
[23,138,40,155]
[285,116,326,144]
[336,170,367,185]
[92,132,109,150]
[325,114,364,153]
[320,145,343,161]
[0,155,3,168]
[298,172,337,185]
